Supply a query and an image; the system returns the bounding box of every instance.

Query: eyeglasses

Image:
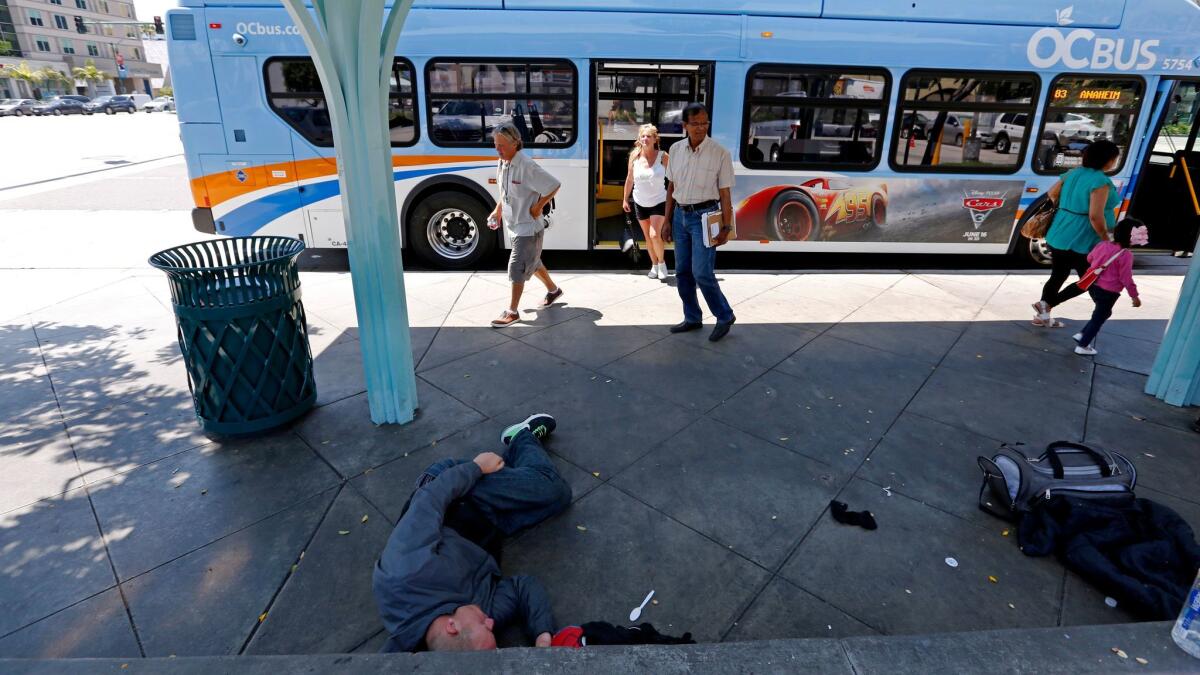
[685,121,710,128]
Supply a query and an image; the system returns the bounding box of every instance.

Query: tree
[72,59,111,90]
[157,86,172,97]
[0,39,13,56]
[38,67,71,93]
[9,62,45,99]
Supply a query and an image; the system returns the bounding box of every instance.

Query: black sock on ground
[829,499,878,530]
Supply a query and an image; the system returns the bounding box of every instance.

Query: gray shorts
[508,231,545,283]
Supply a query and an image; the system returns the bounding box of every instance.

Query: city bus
[167,0,1200,269]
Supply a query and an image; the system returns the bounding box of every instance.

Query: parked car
[979,112,1029,154]
[1044,112,1107,145]
[128,93,151,109]
[59,94,90,103]
[84,95,137,115]
[144,96,175,113]
[0,99,39,117]
[33,98,86,116]
[900,111,967,145]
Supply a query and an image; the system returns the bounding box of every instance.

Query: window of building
[29,10,44,27]
[36,39,51,52]
[86,42,98,56]
[742,64,890,170]
[265,57,419,147]
[54,14,68,30]
[51,0,64,5]
[1032,75,1145,175]
[76,0,88,10]
[60,39,74,54]
[426,59,577,148]
[133,46,140,60]
[890,70,1039,173]
[100,1,109,13]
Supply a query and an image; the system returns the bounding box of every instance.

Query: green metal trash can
[149,236,316,435]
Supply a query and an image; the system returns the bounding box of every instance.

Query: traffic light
[153,16,164,34]
[74,16,86,34]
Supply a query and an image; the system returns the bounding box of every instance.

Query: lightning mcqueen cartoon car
[735,178,888,241]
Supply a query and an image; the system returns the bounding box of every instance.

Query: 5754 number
[1162,58,1196,71]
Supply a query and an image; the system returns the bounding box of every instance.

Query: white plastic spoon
[629,590,655,622]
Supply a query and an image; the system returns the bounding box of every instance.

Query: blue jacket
[372,461,555,652]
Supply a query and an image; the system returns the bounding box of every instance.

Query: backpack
[976,441,1137,521]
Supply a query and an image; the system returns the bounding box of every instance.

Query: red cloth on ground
[551,626,584,648]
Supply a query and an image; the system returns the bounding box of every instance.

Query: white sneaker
[1074,344,1098,356]
[647,266,659,279]
[1072,332,1084,344]
[658,263,670,279]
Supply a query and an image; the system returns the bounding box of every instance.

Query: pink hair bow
[1130,225,1149,247]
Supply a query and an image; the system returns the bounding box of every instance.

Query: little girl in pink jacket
[1073,219,1147,356]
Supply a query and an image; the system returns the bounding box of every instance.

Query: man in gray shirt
[373,414,568,652]
[488,122,563,328]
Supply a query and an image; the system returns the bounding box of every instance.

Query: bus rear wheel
[768,189,820,241]
[408,191,495,270]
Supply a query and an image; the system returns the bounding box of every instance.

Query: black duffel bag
[977,441,1137,521]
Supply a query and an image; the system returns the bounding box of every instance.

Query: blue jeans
[673,209,733,323]
[1077,286,1121,348]
[416,428,571,536]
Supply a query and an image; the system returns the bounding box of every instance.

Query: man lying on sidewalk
[373,414,571,652]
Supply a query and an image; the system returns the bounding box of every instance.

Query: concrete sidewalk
[0,261,1197,659]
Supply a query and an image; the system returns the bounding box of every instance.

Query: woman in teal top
[1032,140,1122,328]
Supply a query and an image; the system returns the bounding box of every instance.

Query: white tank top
[631,151,667,208]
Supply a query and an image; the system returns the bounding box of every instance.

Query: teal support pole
[1147,243,1200,407]
[281,0,418,424]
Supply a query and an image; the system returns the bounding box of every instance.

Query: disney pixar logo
[962,192,1007,230]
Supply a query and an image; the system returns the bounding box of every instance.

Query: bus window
[1033,75,1144,175]
[742,65,889,170]
[426,59,577,148]
[891,70,1038,173]
[264,57,418,148]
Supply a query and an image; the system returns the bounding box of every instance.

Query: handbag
[1075,247,1127,291]
[1019,194,1057,240]
[621,213,642,262]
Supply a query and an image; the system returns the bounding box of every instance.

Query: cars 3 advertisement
[734,176,1025,244]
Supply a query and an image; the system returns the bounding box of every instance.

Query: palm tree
[38,67,71,96]
[72,59,111,96]
[9,62,45,99]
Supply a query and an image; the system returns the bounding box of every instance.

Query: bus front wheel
[1017,234,1054,266]
[768,189,820,241]
[408,191,495,269]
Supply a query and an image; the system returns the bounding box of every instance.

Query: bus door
[208,54,306,241]
[1127,79,1200,254]
[591,61,712,247]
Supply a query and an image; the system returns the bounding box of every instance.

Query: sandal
[540,287,563,308]
[491,310,519,328]
[1031,316,1064,328]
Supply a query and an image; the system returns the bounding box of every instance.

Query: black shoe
[670,321,702,334]
[1192,416,1200,434]
[709,316,736,342]
[500,413,556,445]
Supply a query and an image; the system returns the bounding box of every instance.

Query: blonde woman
[622,124,670,279]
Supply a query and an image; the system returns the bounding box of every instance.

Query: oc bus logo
[1026,28,1159,71]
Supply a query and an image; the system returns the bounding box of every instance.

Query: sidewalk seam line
[237,483,345,655]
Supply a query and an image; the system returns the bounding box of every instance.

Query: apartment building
[0,0,162,99]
